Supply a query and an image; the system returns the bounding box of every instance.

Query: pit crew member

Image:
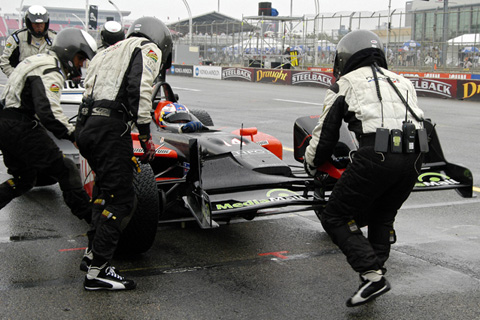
[0,28,97,224]
[75,16,173,291]
[0,5,56,78]
[304,30,425,307]
[98,21,125,51]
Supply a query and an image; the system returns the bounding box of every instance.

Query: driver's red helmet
[160,103,193,124]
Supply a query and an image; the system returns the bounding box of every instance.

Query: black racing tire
[190,108,214,126]
[116,163,159,255]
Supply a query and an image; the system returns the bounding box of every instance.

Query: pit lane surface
[1,74,479,319]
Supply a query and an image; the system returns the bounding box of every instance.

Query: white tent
[447,33,480,45]
[446,34,480,66]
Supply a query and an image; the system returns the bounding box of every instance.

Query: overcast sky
[1,0,411,22]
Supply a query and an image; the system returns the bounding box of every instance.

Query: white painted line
[274,98,322,106]
[401,198,480,210]
[171,86,201,92]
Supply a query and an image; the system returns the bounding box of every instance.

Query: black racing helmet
[25,5,50,38]
[100,21,125,47]
[333,30,386,79]
[126,17,173,70]
[51,28,97,80]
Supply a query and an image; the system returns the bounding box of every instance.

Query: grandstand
[0,5,131,38]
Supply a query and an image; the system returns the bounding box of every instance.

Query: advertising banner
[407,78,457,99]
[193,66,222,80]
[88,5,98,30]
[254,69,291,85]
[222,67,254,82]
[457,80,480,101]
[291,71,334,88]
[308,67,334,73]
[168,64,193,77]
[397,71,474,80]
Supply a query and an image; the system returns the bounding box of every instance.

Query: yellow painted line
[473,186,480,193]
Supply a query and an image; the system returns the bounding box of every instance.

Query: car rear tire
[190,108,214,126]
[116,163,159,255]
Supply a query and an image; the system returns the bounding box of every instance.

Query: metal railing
[168,10,480,74]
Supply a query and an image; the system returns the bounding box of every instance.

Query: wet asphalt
[0,75,479,319]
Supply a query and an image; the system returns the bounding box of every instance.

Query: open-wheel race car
[75,81,473,256]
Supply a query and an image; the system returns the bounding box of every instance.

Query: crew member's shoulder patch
[49,83,60,93]
[146,50,158,63]
[6,42,12,48]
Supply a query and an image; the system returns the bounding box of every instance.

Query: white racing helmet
[100,21,125,47]
[25,5,49,38]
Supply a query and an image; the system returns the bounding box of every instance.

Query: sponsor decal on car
[215,188,306,210]
[132,146,170,154]
[231,149,267,156]
[256,140,269,146]
[415,172,460,188]
[64,79,85,89]
[215,195,307,210]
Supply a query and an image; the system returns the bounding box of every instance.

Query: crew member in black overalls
[75,16,173,291]
[304,30,426,307]
[0,28,96,222]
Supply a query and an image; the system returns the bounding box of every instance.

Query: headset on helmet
[126,17,173,71]
[51,28,97,80]
[100,21,125,47]
[160,103,193,124]
[25,5,50,38]
[333,30,386,79]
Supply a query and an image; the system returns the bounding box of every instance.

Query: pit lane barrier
[167,64,480,102]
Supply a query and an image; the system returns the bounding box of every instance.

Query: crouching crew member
[0,28,97,223]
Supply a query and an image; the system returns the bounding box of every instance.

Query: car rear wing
[293,116,473,198]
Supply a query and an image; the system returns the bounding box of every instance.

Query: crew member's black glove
[139,135,156,163]
[304,160,317,177]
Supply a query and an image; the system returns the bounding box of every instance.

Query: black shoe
[84,264,136,291]
[346,276,391,307]
[79,248,93,272]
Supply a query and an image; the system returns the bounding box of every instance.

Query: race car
[75,81,473,256]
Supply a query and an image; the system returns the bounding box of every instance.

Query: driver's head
[160,103,193,124]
